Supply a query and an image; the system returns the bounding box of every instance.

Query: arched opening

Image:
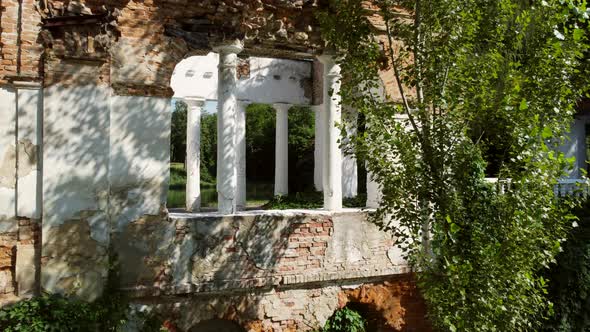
[166,49,372,214]
[189,319,246,332]
[345,302,395,332]
[168,52,321,212]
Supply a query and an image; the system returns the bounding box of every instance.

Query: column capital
[212,39,244,55]
[12,81,42,89]
[273,103,291,111]
[316,49,342,64]
[317,54,342,79]
[184,96,205,106]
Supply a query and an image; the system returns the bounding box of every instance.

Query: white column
[236,100,250,209]
[342,107,358,198]
[185,97,205,212]
[274,103,290,196]
[313,104,324,192]
[213,40,243,214]
[318,54,343,210]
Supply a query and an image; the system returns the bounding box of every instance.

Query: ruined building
[0,0,491,330]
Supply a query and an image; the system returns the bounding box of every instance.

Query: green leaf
[519,99,529,111]
[542,127,553,139]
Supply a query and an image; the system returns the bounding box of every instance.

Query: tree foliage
[201,112,217,184]
[245,103,316,191]
[170,100,187,164]
[319,0,590,330]
[544,207,590,331]
[171,102,317,190]
[288,106,316,192]
[246,103,276,182]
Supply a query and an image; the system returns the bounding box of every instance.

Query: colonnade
[184,41,358,214]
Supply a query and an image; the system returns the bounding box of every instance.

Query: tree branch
[383,14,424,145]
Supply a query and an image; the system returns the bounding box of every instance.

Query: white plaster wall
[42,84,112,297]
[16,87,42,219]
[236,57,311,104]
[0,87,17,232]
[171,53,312,105]
[559,117,588,179]
[42,84,111,241]
[109,96,171,231]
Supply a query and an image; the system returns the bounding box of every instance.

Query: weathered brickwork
[0,232,17,297]
[104,210,426,331]
[0,0,43,83]
[0,218,40,305]
[113,211,409,297]
[1,0,326,94]
[127,274,430,332]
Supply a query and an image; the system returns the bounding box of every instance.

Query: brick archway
[338,276,433,332]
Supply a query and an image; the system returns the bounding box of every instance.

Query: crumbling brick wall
[0,219,40,305]
[127,274,431,332]
[0,0,43,83]
[1,0,324,92]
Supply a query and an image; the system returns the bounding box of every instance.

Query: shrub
[0,294,124,332]
[264,192,368,210]
[321,307,366,332]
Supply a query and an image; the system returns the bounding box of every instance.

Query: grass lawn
[167,163,274,209]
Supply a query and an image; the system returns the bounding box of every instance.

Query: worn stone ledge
[120,267,412,299]
[168,208,375,221]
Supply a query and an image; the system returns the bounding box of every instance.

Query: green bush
[0,255,133,332]
[0,293,127,332]
[321,307,366,332]
[264,192,323,210]
[264,192,368,210]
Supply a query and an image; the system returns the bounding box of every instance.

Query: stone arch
[338,278,432,332]
[189,319,246,332]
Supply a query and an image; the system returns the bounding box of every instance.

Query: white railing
[485,178,589,198]
[555,179,590,197]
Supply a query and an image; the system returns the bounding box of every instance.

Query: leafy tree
[170,100,187,164]
[544,206,590,332]
[288,105,316,192]
[246,103,276,183]
[319,0,590,331]
[201,112,217,184]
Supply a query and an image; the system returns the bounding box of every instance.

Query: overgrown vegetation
[319,0,590,331]
[544,205,590,331]
[0,294,126,332]
[264,192,368,209]
[0,257,130,332]
[169,102,319,207]
[320,307,366,332]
